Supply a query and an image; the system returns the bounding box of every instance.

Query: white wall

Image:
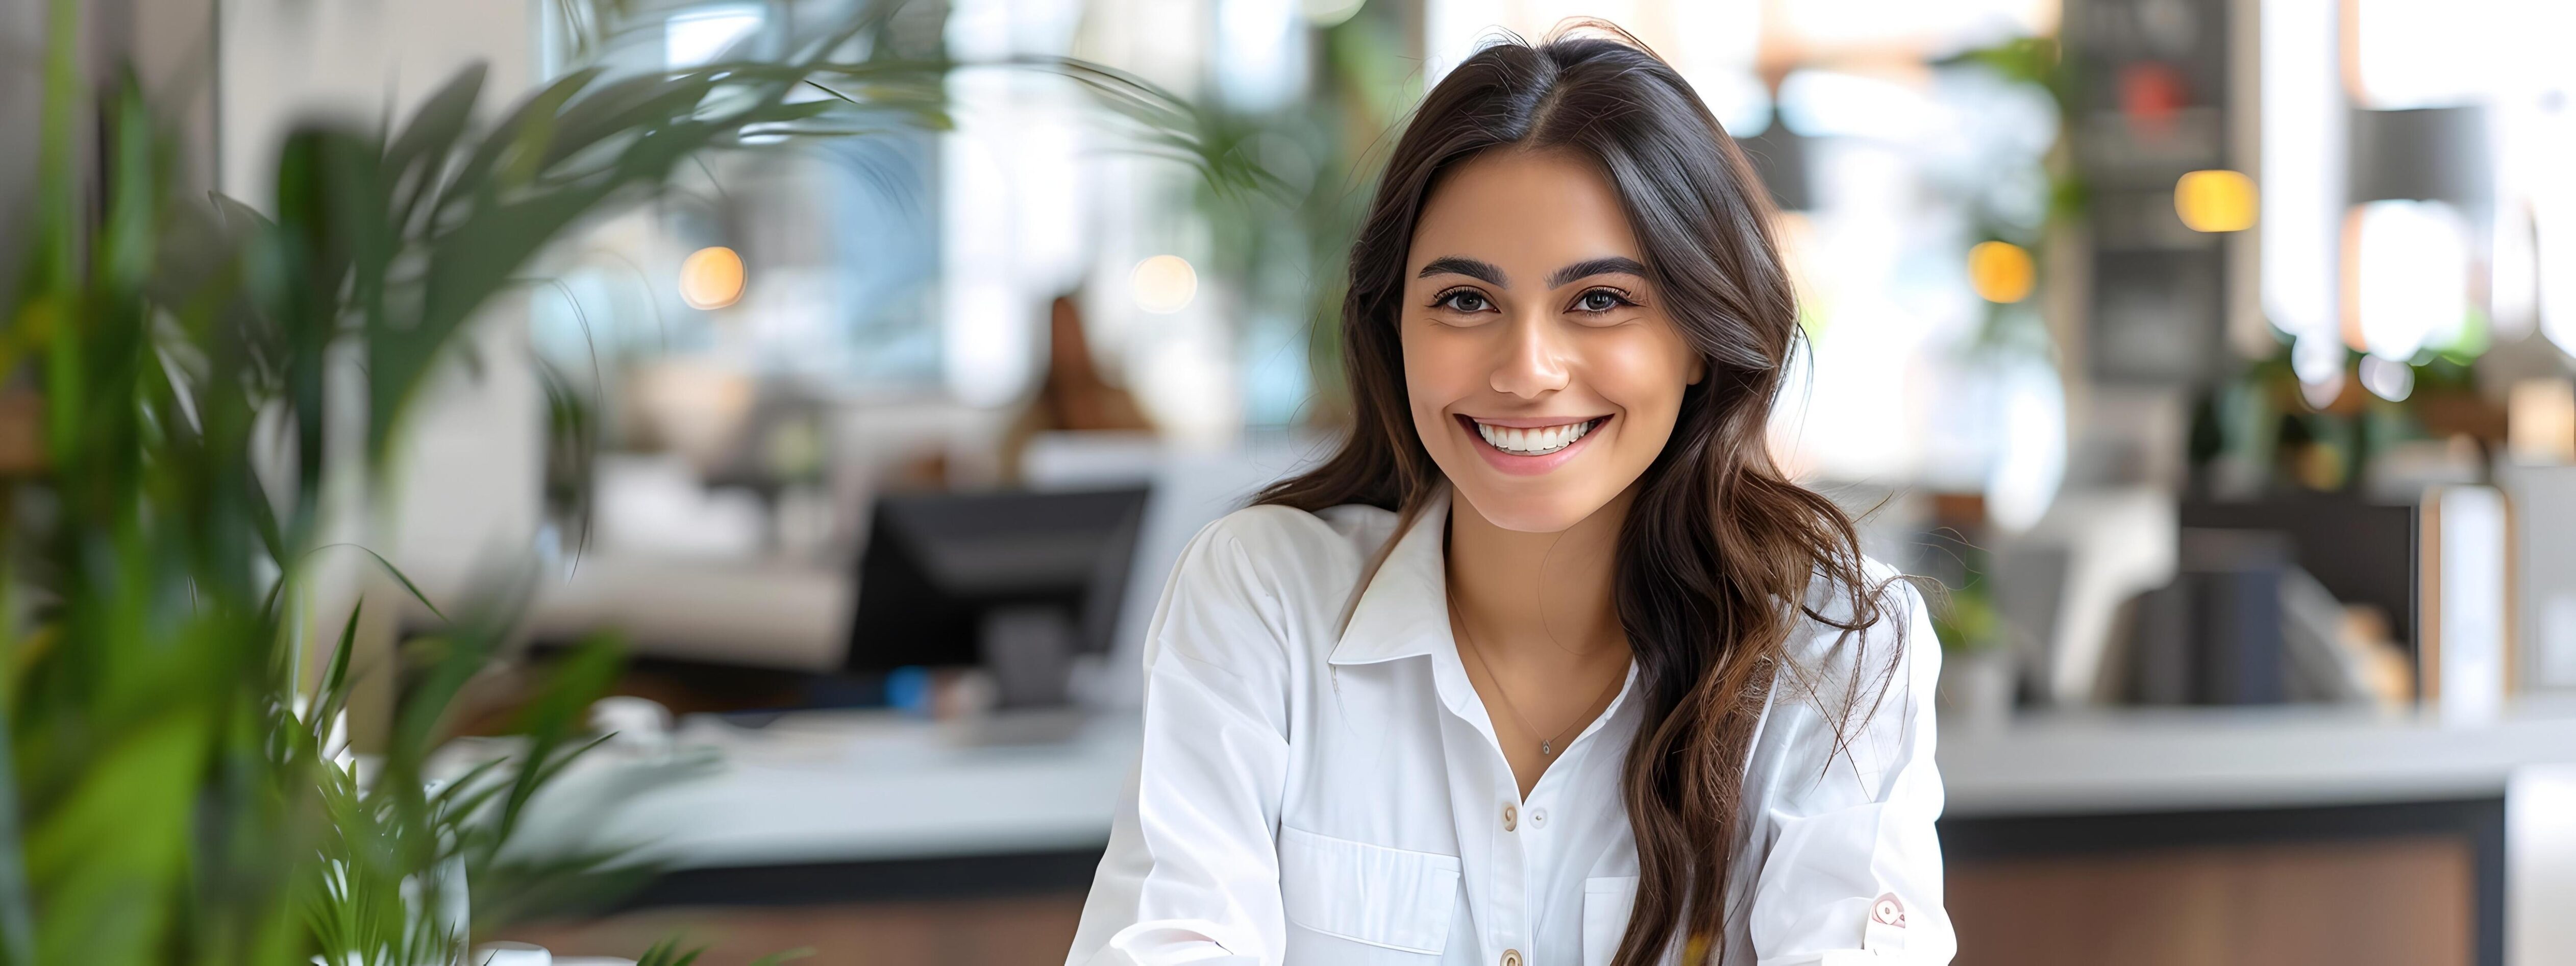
[215,0,550,720]
[217,0,537,203]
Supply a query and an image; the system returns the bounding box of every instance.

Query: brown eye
[1574,289,1631,313]
[1438,289,1493,313]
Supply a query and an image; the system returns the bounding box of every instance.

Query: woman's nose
[1489,315,1570,399]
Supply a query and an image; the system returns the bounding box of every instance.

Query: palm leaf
[0,2,1270,963]
[386,65,490,237]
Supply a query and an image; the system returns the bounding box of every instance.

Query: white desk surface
[1938,699,2576,818]
[500,710,1144,869]
[502,700,2576,870]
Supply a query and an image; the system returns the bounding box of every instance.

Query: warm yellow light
[2508,378,2576,465]
[1131,255,1198,314]
[1967,241,2035,304]
[679,246,746,310]
[2175,169,2258,233]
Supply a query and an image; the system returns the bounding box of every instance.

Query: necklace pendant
[1541,740,1553,756]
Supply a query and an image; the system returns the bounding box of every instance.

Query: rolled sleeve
[1751,579,1956,966]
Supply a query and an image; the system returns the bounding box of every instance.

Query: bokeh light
[2359,354,2415,402]
[1131,255,1198,314]
[2292,332,2346,385]
[2349,200,2468,360]
[2175,169,2258,233]
[679,246,746,310]
[1968,240,2036,304]
[2508,379,2576,464]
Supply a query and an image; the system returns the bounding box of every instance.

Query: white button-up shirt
[1069,488,1954,966]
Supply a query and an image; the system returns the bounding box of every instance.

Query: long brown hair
[1256,28,1902,965]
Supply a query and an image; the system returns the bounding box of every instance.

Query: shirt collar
[1333,484,1647,754]
[1327,485,1455,666]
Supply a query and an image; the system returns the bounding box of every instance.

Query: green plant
[0,1,1250,962]
[1939,35,2080,354]
[1184,4,1417,428]
[1929,579,2006,655]
[2190,333,2494,497]
[1922,528,2007,656]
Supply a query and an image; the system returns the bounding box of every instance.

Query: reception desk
[493,700,2576,965]
[1935,703,2576,966]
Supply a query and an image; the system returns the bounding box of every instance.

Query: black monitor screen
[844,486,1149,674]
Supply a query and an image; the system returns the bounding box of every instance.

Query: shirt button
[1501,804,1518,832]
[1502,949,1523,966]
[1529,807,1548,828]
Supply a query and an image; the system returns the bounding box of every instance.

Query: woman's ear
[1686,355,1706,386]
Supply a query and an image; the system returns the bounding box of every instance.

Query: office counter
[1942,701,2576,816]
[506,711,1141,871]
[510,701,2576,863]
[493,702,2576,964]
[1936,703,2576,966]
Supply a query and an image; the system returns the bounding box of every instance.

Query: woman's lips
[1455,413,1611,476]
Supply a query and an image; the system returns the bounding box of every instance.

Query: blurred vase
[1939,648,2015,732]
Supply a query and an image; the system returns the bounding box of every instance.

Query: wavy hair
[1255,28,1901,965]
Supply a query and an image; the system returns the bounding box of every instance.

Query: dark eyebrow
[1417,256,1506,286]
[1548,256,1649,289]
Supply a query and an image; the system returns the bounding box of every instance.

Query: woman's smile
[1455,413,1612,475]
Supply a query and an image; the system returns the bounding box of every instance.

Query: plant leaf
[386,62,489,235]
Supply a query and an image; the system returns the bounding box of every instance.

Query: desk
[498,710,1138,870]
[1942,701,2576,817]
[500,703,2576,964]
[1937,705,2576,966]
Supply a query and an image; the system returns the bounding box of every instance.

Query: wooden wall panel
[501,835,2472,965]
[495,894,1088,966]
[1946,836,2474,966]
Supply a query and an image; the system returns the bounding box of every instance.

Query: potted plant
[0,1,1249,961]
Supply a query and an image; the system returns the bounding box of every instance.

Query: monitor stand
[950,605,1090,746]
[940,705,1091,747]
[981,604,1079,707]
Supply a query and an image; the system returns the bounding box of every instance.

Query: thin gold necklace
[1447,587,1625,757]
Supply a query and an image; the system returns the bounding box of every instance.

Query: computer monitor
[844,486,1150,704]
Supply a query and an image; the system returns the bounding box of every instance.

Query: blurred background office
[14,0,2576,963]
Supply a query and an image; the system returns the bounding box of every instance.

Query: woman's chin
[1450,479,1622,534]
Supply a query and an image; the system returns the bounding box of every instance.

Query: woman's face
[1401,148,1704,533]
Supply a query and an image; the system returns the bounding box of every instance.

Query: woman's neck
[1443,484,1633,666]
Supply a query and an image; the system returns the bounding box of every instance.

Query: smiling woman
[1069,24,1950,966]
[1402,149,1702,524]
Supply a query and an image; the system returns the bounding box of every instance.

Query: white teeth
[1474,418,1598,455]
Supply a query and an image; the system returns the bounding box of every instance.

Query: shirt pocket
[1276,825,1461,956]
[1582,875,1642,966]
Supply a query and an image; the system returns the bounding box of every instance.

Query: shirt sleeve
[1748,577,1957,966]
[1068,519,1297,966]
